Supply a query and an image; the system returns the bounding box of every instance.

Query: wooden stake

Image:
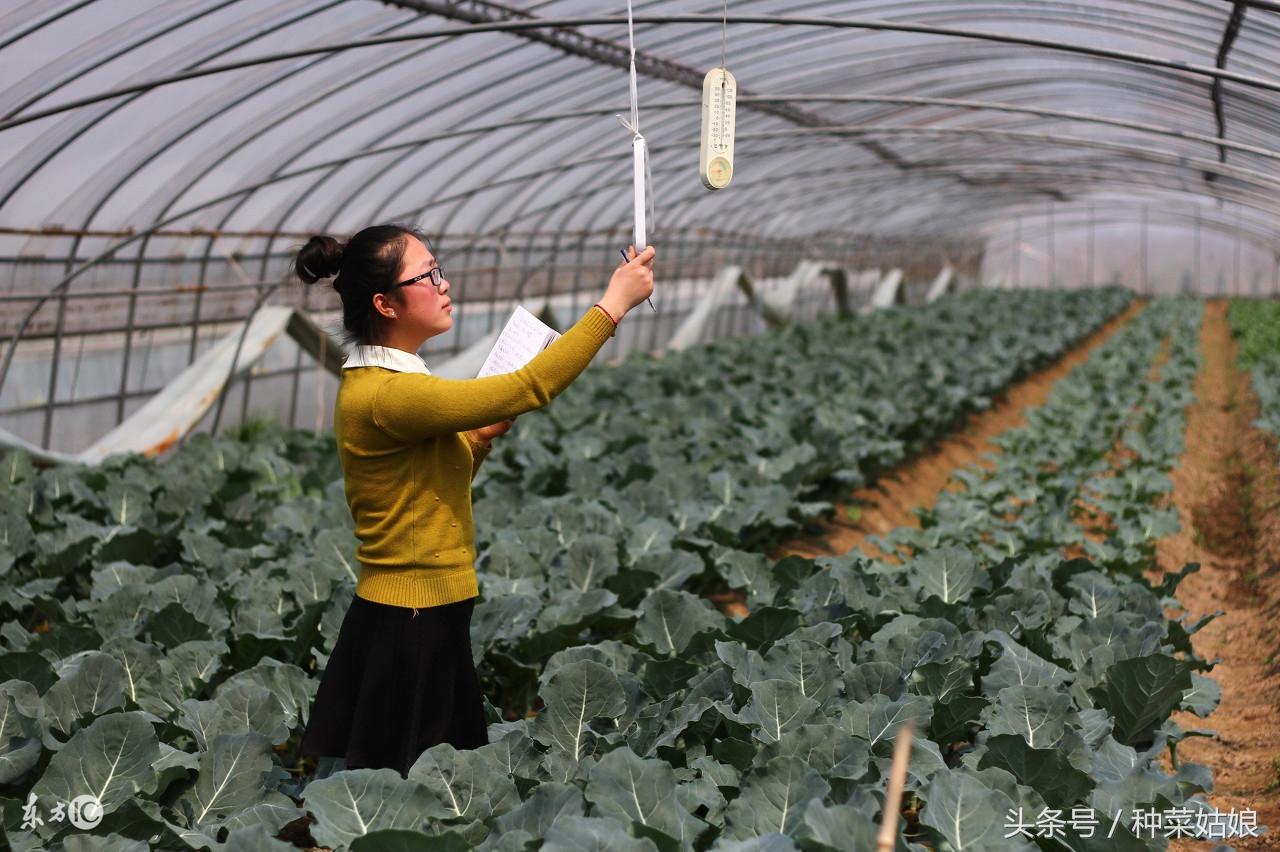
[876,721,913,852]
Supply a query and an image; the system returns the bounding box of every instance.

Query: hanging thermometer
[700,67,737,190]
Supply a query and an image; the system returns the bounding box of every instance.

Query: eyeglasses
[390,266,445,290]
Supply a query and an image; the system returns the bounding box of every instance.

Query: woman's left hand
[471,417,516,446]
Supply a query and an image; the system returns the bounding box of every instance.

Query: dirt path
[766,300,1144,564]
[1158,300,1280,850]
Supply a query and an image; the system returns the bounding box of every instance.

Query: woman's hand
[469,417,516,447]
[599,244,656,317]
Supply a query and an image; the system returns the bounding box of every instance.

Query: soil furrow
[1159,300,1280,850]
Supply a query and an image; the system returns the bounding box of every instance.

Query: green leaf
[492,782,586,838]
[985,685,1076,749]
[755,723,870,781]
[145,602,212,648]
[721,755,830,840]
[931,695,988,745]
[734,679,821,745]
[633,590,725,656]
[542,815,659,852]
[909,546,985,604]
[0,653,57,694]
[841,694,932,749]
[530,661,627,764]
[585,745,703,846]
[794,801,878,852]
[912,657,971,703]
[725,606,802,652]
[919,769,1026,851]
[31,712,160,818]
[1089,654,1193,746]
[43,652,128,738]
[1179,672,1220,718]
[407,742,520,822]
[977,734,1093,807]
[981,632,1071,696]
[176,732,292,830]
[843,661,905,702]
[348,828,473,852]
[61,834,152,852]
[304,769,447,849]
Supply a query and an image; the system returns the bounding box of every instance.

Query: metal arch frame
[655,163,1280,251]
[12,4,1280,234]
[504,86,1280,246]
[5,97,1274,262]
[497,42,1280,239]
[6,96,1280,320]
[1210,1,1250,175]
[5,3,1274,191]
[0,0,356,212]
[1,0,247,120]
[23,5,421,237]
[7,3,1280,432]
[363,42,1280,240]
[400,125,1280,245]
[25,2,382,432]
[510,151,1280,257]
[976,201,1280,258]
[235,40,569,275]
[297,45,610,249]
[5,7,1274,241]
[117,2,1280,245]
[0,3,97,54]
[5,12,1280,136]
[701,181,1280,272]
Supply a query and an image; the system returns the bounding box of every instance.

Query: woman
[296,223,655,778]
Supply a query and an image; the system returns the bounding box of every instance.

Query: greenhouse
[1,1,1278,850]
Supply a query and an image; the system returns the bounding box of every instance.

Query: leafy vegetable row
[0,288,1143,851]
[881,297,1201,575]
[1229,298,1280,437]
[291,302,1215,851]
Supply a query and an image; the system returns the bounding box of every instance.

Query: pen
[621,248,657,312]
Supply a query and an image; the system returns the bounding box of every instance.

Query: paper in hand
[477,306,561,378]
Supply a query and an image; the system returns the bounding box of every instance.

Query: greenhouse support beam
[5,15,1280,134]
[1209,2,1249,178]
[381,1,919,175]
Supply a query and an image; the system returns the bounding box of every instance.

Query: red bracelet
[593,303,618,327]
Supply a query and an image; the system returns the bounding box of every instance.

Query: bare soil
[1158,300,1280,850]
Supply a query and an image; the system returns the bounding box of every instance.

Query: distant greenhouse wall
[0,227,975,454]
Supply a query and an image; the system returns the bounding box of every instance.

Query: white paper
[477,306,561,378]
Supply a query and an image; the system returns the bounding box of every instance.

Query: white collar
[342,345,432,375]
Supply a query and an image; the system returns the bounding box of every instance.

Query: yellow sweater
[335,305,617,609]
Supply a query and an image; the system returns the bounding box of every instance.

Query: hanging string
[616,0,654,253]
[721,0,728,70]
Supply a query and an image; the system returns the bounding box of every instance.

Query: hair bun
[294,235,345,284]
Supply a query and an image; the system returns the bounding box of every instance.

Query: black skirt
[299,593,489,778]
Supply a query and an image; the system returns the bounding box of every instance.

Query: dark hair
[293,223,430,347]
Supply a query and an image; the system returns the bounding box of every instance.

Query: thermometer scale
[699,67,737,190]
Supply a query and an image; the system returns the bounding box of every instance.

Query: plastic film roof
[2,0,1279,256]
